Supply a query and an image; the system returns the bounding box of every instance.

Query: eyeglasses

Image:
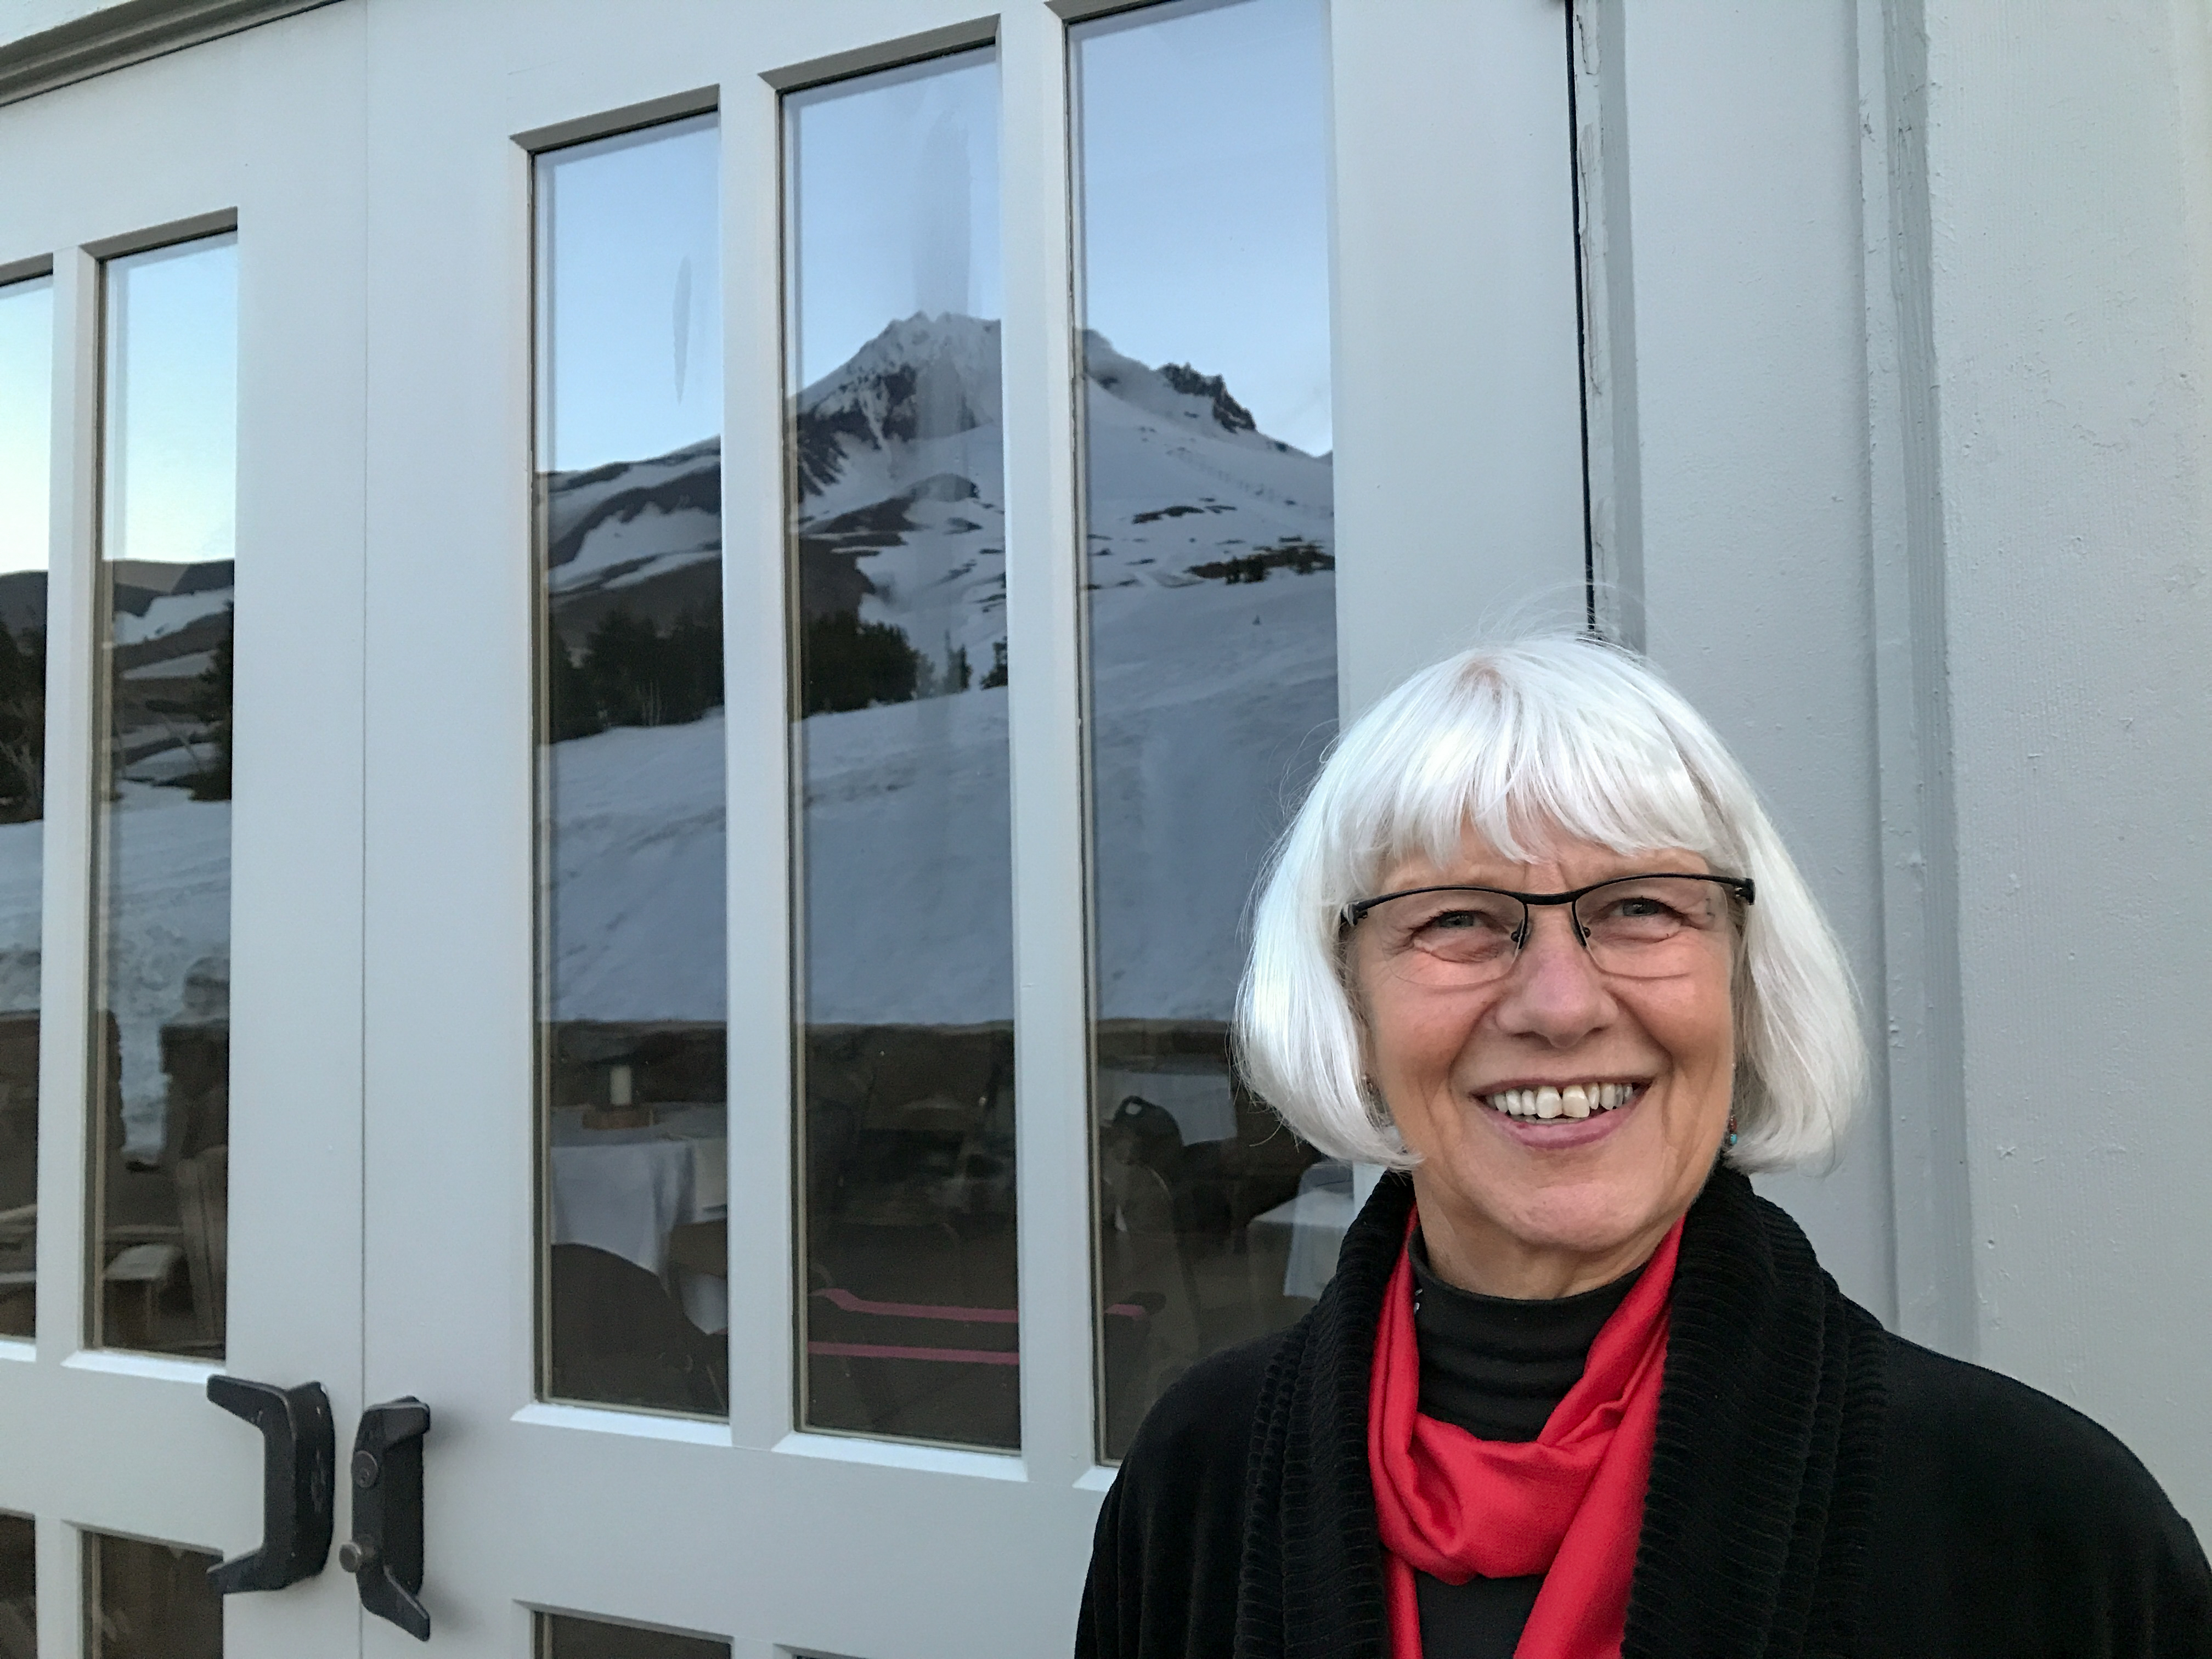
[1342,873,1753,986]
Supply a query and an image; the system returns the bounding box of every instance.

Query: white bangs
[1235,633,1863,1175]
[1327,642,1739,894]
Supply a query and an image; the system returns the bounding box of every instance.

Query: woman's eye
[1589,894,1695,932]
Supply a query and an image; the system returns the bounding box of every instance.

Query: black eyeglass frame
[1341,872,1756,939]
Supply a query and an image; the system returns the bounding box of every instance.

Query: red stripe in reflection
[808,1341,1019,1366]
[812,1287,1018,1324]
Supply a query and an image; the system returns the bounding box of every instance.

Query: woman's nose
[1491,907,1613,1043]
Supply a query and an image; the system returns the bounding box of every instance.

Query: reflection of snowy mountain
[3,313,1342,1121]
[0,562,234,1157]
[545,313,1334,1029]
[785,313,1331,698]
[541,437,721,651]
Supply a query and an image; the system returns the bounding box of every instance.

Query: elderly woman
[1076,636,2211,1659]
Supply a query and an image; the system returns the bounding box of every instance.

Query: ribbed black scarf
[1231,1167,1891,1659]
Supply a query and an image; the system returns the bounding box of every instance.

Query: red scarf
[1367,1215,1682,1659]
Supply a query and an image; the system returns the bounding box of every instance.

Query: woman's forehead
[1368,826,1713,893]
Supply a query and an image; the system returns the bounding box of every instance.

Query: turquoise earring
[1725,1114,1740,1150]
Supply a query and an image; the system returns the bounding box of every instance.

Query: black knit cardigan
[1076,1168,2212,1659]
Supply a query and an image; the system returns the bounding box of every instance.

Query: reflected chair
[665,1218,727,1335]
[176,1145,227,1350]
[1097,1104,1204,1412]
[101,1241,184,1348]
[0,1201,31,1336]
[549,1243,726,1414]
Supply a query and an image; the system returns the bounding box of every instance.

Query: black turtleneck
[1407,1231,1644,1659]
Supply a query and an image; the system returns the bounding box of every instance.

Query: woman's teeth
[1483,1082,1636,1121]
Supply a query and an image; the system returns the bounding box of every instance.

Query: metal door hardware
[204,1376,336,1594]
[339,1397,432,1640]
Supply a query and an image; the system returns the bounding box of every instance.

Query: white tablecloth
[548,1107,728,1328]
[549,1138,694,1277]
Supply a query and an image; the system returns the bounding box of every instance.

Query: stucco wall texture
[1927,0,2212,1533]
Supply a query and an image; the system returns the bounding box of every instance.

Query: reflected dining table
[547,1104,727,1330]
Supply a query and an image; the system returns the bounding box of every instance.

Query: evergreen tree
[0,620,43,824]
[185,612,232,802]
[549,599,726,740]
[802,611,923,714]
[546,631,606,742]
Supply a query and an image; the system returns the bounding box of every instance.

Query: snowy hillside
[0,313,1339,1153]
[547,312,1335,1029]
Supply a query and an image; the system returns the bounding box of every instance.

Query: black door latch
[339,1397,432,1640]
[204,1376,335,1594]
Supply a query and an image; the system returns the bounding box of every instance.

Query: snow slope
[539,313,1335,1030]
[0,315,1338,1147]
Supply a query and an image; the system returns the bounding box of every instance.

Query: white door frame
[0,8,370,1657]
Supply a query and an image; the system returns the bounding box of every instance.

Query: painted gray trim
[1570,0,1645,650]
[758,16,997,92]
[0,253,54,285]
[81,207,235,260]
[511,85,718,156]
[1862,0,1975,1358]
[0,0,344,109]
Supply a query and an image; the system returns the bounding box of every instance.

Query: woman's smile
[1470,1079,1645,1148]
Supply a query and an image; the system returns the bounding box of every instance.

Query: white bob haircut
[1235,633,1863,1173]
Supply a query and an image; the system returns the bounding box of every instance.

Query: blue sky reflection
[0,276,50,578]
[103,235,238,572]
[1075,0,1332,456]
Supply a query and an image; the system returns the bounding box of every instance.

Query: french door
[0,1,1583,1655]
[0,9,371,1658]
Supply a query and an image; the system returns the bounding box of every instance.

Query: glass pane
[92,235,236,1357]
[0,1513,31,1659]
[85,1533,221,1659]
[784,50,1017,1450]
[1073,0,1336,1459]
[533,114,729,1416]
[539,1611,729,1659]
[0,277,50,1344]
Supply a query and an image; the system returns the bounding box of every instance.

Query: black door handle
[338,1397,432,1640]
[204,1375,335,1594]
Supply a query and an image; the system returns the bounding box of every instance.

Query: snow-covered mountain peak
[1081,330,1285,453]
[797,313,1005,495]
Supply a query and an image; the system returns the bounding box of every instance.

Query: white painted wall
[1599,0,1898,1328]
[1598,0,2212,1536]
[1921,0,2212,1533]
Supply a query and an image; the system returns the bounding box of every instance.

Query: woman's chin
[1502,1185,1664,1259]
[1425,1159,1678,1278]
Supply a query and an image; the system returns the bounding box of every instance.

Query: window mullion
[35,247,99,1363]
[1000,2,1096,1482]
[719,67,797,1453]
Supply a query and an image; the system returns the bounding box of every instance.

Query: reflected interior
[0,276,50,1342]
[1073,0,1338,1459]
[91,236,236,1358]
[86,1533,221,1659]
[0,1513,29,1659]
[785,48,1018,1450]
[539,1611,730,1659]
[534,113,729,1417]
